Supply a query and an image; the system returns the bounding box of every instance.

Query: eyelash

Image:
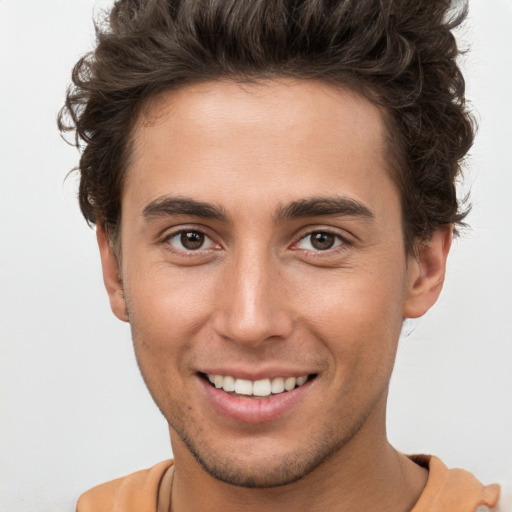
[160,227,351,257]
[161,228,220,257]
[292,229,350,257]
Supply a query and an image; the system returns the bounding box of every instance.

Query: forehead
[124,79,398,223]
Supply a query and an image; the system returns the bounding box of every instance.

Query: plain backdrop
[0,1,511,510]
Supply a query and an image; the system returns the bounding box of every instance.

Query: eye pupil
[311,232,335,250]
[180,231,204,250]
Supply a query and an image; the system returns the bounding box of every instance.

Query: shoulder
[76,460,173,512]
[410,455,504,512]
[495,484,512,512]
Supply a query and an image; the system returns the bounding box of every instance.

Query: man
[59,0,502,510]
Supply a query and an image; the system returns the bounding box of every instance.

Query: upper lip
[198,368,316,380]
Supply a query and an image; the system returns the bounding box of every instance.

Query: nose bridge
[213,242,292,346]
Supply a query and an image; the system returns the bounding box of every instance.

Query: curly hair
[59,0,473,252]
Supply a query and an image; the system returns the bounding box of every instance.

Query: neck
[166,403,427,512]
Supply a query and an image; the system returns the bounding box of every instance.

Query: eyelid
[291,227,352,254]
[160,225,221,254]
[159,224,353,256]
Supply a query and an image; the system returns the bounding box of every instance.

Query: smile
[205,374,311,397]
[200,371,316,423]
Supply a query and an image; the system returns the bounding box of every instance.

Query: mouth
[198,371,318,423]
[200,372,317,399]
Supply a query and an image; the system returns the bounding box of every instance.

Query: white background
[0,1,511,510]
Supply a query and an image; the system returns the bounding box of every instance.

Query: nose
[212,247,294,347]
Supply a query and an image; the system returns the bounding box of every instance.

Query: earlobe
[403,225,453,319]
[96,224,129,322]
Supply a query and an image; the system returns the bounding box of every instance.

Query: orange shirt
[76,455,501,512]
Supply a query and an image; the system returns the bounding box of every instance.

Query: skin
[98,79,452,511]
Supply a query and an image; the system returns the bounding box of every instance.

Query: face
[99,79,449,488]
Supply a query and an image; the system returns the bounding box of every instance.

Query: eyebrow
[275,197,374,222]
[143,196,228,222]
[142,195,374,223]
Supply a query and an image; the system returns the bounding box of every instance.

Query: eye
[296,231,344,251]
[166,230,217,252]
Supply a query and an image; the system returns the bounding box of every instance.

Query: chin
[172,419,355,489]
[190,446,331,488]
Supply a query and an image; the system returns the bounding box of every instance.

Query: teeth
[223,375,235,392]
[234,378,253,395]
[296,375,307,386]
[271,377,285,394]
[284,377,296,391]
[253,379,272,397]
[206,373,310,397]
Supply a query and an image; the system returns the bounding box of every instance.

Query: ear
[96,224,129,322]
[403,225,453,319]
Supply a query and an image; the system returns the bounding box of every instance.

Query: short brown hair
[59,0,473,251]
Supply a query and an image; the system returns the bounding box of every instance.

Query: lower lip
[199,377,312,424]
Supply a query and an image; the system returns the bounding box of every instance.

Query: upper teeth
[207,374,309,397]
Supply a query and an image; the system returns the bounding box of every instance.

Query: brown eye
[296,231,344,252]
[180,231,205,250]
[310,232,336,250]
[165,229,218,255]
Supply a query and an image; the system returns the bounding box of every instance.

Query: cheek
[295,263,406,371]
[124,267,208,399]
[121,265,217,400]
[125,262,215,336]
